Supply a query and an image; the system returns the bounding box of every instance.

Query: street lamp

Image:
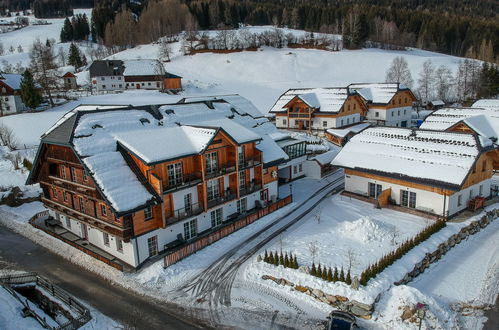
[416,302,428,330]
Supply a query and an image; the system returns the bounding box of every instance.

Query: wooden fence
[164,195,292,267]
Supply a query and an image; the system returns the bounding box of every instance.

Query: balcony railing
[205,162,236,179]
[238,157,262,170]
[166,202,204,224]
[207,189,236,209]
[240,183,263,197]
[289,113,311,118]
[41,197,133,241]
[163,172,202,193]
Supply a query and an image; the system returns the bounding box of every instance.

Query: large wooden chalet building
[332,127,498,218]
[28,97,291,269]
[269,83,417,131]
[0,73,29,116]
[269,87,367,131]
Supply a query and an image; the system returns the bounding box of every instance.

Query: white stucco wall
[304,160,322,179]
[93,75,125,91]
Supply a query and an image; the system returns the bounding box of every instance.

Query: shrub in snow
[340,267,345,282]
[263,250,300,270]
[311,263,317,276]
[23,158,32,170]
[333,267,339,282]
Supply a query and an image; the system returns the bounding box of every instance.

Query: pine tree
[269,251,274,265]
[20,69,42,109]
[293,255,298,269]
[346,269,352,285]
[279,252,284,266]
[68,43,83,68]
[311,263,317,276]
[340,267,345,282]
[264,250,268,263]
[333,267,339,282]
[273,251,279,266]
[327,267,333,282]
[284,253,289,268]
[60,17,73,42]
[321,266,328,280]
[317,264,322,278]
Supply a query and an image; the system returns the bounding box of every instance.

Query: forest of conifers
[1,0,498,62]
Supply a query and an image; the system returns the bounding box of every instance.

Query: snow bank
[336,216,395,243]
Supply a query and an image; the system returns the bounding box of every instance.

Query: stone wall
[261,275,374,319]
[395,209,498,286]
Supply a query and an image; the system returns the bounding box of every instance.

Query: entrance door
[80,223,88,240]
[136,83,140,89]
[298,121,304,130]
[261,189,269,202]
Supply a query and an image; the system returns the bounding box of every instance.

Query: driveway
[0,224,210,330]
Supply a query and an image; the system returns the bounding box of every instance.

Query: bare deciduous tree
[385,56,414,88]
[0,123,18,151]
[417,59,435,102]
[346,248,357,273]
[434,65,453,102]
[30,38,58,106]
[308,241,319,264]
[157,38,172,62]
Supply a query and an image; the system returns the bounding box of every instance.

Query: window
[101,204,107,217]
[404,109,407,115]
[401,190,416,208]
[184,193,192,213]
[405,97,407,103]
[283,119,287,125]
[118,76,121,80]
[237,198,247,214]
[299,164,303,172]
[207,179,219,201]
[82,170,88,181]
[156,82,160,88]
[205,152,218,174]
[167,162,183,186]
[79,196,85,213]
[63,191,68,202]
[147,236,158,257]
[479,185,483,196]
[144,206,153,220]
[71,167,77,182]
[347,105,350,111]
[469,189,473,200]
[116,239,123,252]
[341,119,344,126]
[397,110,400,116]
[239,170,246,190]
[183,219,197,240]
[141,83,144,86]
[148,82,151,86]
[369,183,382,198]
[322,121,327,127]
[347,118,350,124]
[65,216,71,228]
[375,112,379,117]
[293,166,297,174]
[103,233,110,246]
[238,145,245,167]
[102,85,106,89]
[457,194,462,206]
[52,187,58,200]
[119,84,122,88]
[210,208,223,227]
[354,103,356,110]
[60,164,66,179]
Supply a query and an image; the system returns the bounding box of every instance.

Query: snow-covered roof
[419,107,499,142]
[36,95,289,215]
[429,100,445,106]
[0,73,22,90]
[472,99,499,111]
[311,149,339,165]
[269,88,350,113]
[326,123,370,138]
[179,94,264,118]
[116,126,216,164]
[348,83,407,104]
[332,127,482,188]
[123,59,165,76]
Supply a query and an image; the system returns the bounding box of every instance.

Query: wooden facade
[276,94,367,131]
[164,77,182,90]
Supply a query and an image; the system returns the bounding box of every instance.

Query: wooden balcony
[162,171,202,194]
[166,202,204,225]
[207,189,236,209]
[41,197,133,241]
[238,156,262,170]
[205,162,236,179]
[240,183,263,197]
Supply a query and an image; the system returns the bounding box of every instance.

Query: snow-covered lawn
[255,194,428,276]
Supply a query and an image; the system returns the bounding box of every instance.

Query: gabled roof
[89,60,125,77]
[347,82,413,105]
[326,123,370,138]
[419,107,499,144]
[472,99,499,111]
[0,73,22,90]
[269,87,351,113]
[62,72,76,78]
[31,96,288,216]
[332,127,486,189]
[122,59,165,76]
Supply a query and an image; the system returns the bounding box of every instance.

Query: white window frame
[116,238,123,252]
[147,235,158,257]
[103,232,110,246]
[144,206,153,220]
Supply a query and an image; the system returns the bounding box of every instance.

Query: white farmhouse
[0,73,28,116]
[332,127,497,218]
